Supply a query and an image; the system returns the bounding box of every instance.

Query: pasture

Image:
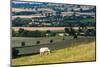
[12,36,96,66]
[11,36,72,47]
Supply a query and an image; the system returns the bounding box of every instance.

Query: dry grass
[12,40,96,66]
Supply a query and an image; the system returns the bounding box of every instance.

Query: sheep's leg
[44,51,48,55]
[48,51,50,55]
[46,51,50,55]
[40,52,43,56]
[46,51,48,55]
[40,52,41,56]
[44,51,47,55]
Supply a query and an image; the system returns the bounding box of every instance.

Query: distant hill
[12,1,48,8]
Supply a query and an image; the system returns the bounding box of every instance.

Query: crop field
[12,36,96,66]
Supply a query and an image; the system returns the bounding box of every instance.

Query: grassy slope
[12,36,72,47]
[12,38,95,65]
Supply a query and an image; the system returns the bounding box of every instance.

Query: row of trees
[12,27,96,37]
[65,27,96,36]
[12,28,56,37]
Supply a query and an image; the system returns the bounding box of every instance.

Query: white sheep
[40,47,50,56]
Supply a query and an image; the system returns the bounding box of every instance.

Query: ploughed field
[12,36,96,66]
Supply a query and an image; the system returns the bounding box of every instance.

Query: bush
[50,40,53,43]
[36,41,40,45]
[62,38,65,40]
[33,30,42,37]
[21,42,25,46]
[50,32,56,36]
[18,28,25,34]
[46,30,51,33]
[64,27,70,33]
[85,29,96,36]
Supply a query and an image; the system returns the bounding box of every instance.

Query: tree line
[12,28,56,37]
[12,17,96,27]
[12,27,96,37]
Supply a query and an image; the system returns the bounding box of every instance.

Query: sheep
[40,47,50,56]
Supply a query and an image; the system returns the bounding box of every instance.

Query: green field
[80,18,96,22]
[12,36,96,66]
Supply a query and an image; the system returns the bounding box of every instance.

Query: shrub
[46,30,51,33]
[21,42,25,46]
[62,38,65,40]
[36,41,40,45]
[50,40,53,43]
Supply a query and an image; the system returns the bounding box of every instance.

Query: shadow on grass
[12,52,39,59]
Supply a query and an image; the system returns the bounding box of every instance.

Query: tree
[12,48,19,58]
[18,28,24,33]
[68,27,75,35]
[73,33,78,39]
[12,17,23,26]
[46,30,51,33]
[65,27,75,36]
[85,29,95,36]
[33,30,42,37]
[64,27,70,33]
[18,28,25,37]
[12,29,16,37]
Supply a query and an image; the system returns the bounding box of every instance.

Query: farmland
[12,36,96,66]
[12,27,66,31]
[11,1,96,66]
[12,27,95,31]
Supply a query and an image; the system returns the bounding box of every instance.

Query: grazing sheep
[40,47,50,56]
